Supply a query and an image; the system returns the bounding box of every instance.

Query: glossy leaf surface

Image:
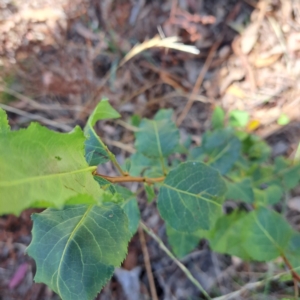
[127,152,163,177]
[225,178,254,203]
[27,196,131,300]
[92,180,140,236]
[84,99,120,165]
[196,129,241,175]
[0,124,101,215]
[208,210,251,260]
[134,110,179,159]
[116,186,140,236]
[166,225,202,258]
[243,207,293,261]
[211,106,225,129]
[274,157,300,189]
[254,185,283,205]
[158,162,226,232]
[285,232,300,275]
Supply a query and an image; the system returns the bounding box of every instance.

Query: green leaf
[130,114,141,127]
[0,108,10,133]
[93,176,117,194]
[158,162,226,232]
[127,152,163,177]
[91,179,140,235]
[134,110,179,159]
[211,106,225,129]
[210,208,294,261]
[144,183,156,203]
[124,159,131,173]
[121,197,140,236]
[27,196,131,300]
[274,156,289,172]
[241,134,270,161]
[115,186,140,236]
[166,224,201,258]
[190,146,206,161]
[250,164,274,187]
[274,157,300,189]
[254,185,283,205]
[0,124,101,215]
[84,99,120,166]
[154,109,174,121]
[285,232,300,275]
[208,210,251,260]
[202,128,241,175]
[277,114,290,126]
[229,110,249,128]
[225,178,254,203]
[243,207,293,261]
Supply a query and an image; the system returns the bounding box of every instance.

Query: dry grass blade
[81,36,199,119]
[0,86,89,113]
[140,222,211,300]
[120,35,200,66]
[104,138,136,154]
[212,265,300,300]
[0,103,73,132]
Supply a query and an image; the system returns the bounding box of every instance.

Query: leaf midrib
[151,120,165,172]
[0,166,97,187]
[162,183,222,207]
[56,205,94,296]
[254,212,284,254]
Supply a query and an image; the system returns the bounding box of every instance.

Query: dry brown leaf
[220,69,245,94]
[21,8,65,23]
[225,84,246,99]
[287,32,300,54]
[240,23,260,54]
[253,53,282,68]
[74,23,100,40]
[288,197,300,212]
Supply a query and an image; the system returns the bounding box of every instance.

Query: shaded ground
[1,0,300,299]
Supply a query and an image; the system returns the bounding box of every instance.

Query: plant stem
[104,145,129,176]
[281,254,300,282]
[140,222,211,300]
[94,173,165,184]
[138,226,158,300]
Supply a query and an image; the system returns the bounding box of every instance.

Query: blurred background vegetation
[1,0,300,299]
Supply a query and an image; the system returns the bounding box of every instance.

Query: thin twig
[176,31,225,126]
[176,4,242,126]
[212,266,300,300]
[138,226,158,300]
[98,142,129,176]
[294,277,299,299]
[268,16,290,68]
[94,173,165,184]
[232,36,256,93]
[282,254,300,282]
[0,85,89,113]
[104,138,136,154]
[140,222,211,300]
[115,120,138,132]
[106,149,129,176]
[0,103,73,131]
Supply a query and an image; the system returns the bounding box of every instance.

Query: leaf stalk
[94,172,165,184]
[140,222,212,300]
